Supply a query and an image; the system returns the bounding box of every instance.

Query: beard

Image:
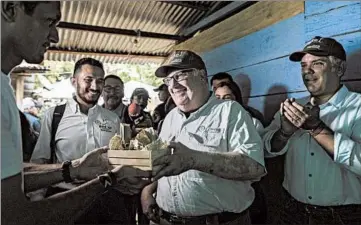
[76,84,100,105]
[106,96,122,110]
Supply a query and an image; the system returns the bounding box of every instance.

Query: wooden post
[16,75,25,106]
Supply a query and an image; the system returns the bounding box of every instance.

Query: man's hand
[280,98,298,135]
[141,185,159,223]
[111,165,152,195]
[71,147,109,181]
[152,141,196,180]
[282,97,321,131]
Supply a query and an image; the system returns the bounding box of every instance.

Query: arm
[30,107,55,163]
[2,173,105,225]
[314,117,361,176]
[154,103,266,181]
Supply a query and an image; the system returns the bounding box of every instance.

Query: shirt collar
[68,96,99,114]
[320,85,349,109]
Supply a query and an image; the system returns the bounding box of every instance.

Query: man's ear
[71,77,76,87]
[1,1,19,22]
[337,61,347,78]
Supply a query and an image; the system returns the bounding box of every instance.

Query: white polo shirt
[31,98,120,163]
[156,97,265,216]
[1,72,23,179]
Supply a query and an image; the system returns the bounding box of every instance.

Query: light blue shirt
[156,97,265,216]
[1,72,23,180]
[263,86,361,206]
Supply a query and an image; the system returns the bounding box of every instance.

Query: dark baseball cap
[131,88,150,99]
[289,36,346,62]
[155,50,206,78]
[153,84,168,92]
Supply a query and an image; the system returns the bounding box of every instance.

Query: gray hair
[328,56,346,76]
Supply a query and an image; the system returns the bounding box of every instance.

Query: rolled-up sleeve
[334,114,361,177]
[262,111,290,157]
[228,102,265,168]
[30,107,55,163]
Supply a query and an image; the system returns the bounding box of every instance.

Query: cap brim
[155,64,190,78]
[289,50,329,62]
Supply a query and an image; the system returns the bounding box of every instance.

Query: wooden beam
[161,1,209,11]
[174,1,305,53]
[47,48,166,62]
[57,22,188,41]
[180,1,254,36]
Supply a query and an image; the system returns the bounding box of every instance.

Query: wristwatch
[61,161,73,183]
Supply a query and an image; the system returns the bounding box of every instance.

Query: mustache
[87,89,101,94]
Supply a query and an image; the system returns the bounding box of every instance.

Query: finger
[152,155,171,166]
[291,101,307,115]
[91,146,109,155]
[283,102,305,119]
[115,165,152,179]
[284,111,299,127]
[289,98,295,102]
[153,166,173,181]
[280,102,284,116]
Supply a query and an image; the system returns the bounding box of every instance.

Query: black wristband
[279,128,293,139]
[61,161,73,183]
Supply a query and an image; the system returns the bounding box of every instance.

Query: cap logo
[306,44,321,49]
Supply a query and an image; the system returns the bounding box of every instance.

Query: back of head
[210,72,234,86]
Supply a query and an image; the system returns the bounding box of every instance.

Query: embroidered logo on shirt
[94,119,113,132]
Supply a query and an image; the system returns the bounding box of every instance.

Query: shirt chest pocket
[187,128,224,152]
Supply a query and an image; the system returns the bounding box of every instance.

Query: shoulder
[98,106,120,122]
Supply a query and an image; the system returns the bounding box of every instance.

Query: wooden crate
[108,148,170,171]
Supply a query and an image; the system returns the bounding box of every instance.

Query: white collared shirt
[156,97,265,216]
[263,86,361,206]
[1,72,23,179]
[31,98,120,163]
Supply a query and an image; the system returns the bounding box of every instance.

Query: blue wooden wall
[203,1,361,125]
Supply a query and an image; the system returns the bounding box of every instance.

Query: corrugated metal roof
[45,1,231,65]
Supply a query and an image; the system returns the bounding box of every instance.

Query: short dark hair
[104,75,124,85]
[20,1,50,15]
[73,58,104,77]
[214,81,243,105]
[210,72,234,86]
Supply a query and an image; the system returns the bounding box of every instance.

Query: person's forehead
[301,53,327,63]
[213,78,230,84]
[215,85,232,93]
[105,78,123,86]
[79,64,104,77]
[33,2,61,20]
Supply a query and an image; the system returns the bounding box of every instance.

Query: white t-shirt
[1,72,23,179]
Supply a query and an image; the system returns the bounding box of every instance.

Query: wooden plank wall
[189,1,360,223]
[200,1,361,125]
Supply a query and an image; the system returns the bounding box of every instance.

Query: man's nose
[49,27,59,44]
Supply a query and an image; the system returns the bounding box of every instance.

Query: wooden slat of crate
[108,150,150,159]
[110,164,151,171]
[109,158,150,167]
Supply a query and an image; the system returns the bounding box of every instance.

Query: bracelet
[279,128,293,139]
[61,161,73,183]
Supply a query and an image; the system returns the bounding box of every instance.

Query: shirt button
[311,152,314,156]
[308,174,312,177]
[308,196,312,200]
[172,193,176,197]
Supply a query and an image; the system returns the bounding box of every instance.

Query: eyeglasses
[163,68,198,86]
[103,86,123,93]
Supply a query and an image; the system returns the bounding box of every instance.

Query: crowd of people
[1,1,361,225]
